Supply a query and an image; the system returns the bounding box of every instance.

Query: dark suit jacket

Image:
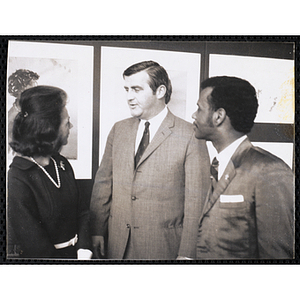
[7,154,91,258]
[90,110,210,259]
[197,138,294,259]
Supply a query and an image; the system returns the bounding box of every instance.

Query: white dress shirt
[214,135,247,180]
[135,106,168,153]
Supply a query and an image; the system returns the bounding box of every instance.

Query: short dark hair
[123,60,172,104]
[10,85,67,156]
[8,69,39,98]
[201,76,258,134]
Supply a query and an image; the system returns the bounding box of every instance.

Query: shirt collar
[135,107,168,152]
[140,106,168,125]
[215,135,247,179]
[139,106,168,140]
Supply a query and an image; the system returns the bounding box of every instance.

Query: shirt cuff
[176,256,193,260]
[77,249,93,260]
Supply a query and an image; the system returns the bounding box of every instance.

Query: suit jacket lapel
[201,161,237,217]
[135,110,174,169]
[122,118,139,172]
[200,138,253,221]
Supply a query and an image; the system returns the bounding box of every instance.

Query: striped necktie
[135,121,150,168]
[210,157,219,192]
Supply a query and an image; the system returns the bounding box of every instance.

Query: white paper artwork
[7,41,94,179]
[209,54,294,124]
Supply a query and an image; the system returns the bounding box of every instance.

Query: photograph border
[0,35,298,265]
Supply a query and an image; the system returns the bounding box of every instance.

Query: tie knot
[210,157,219,182]
[145,121,150,129]
[211,157,219,168]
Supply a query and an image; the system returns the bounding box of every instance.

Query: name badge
[220,194,244,203]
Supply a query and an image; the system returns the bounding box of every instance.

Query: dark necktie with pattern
[135,121,150,168]
[210,157,219,192]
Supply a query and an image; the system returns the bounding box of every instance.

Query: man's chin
[194,132,204,140]
[193,127,201,139]
[130,111,142,119]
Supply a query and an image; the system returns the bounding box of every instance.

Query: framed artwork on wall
[209,54,294,124]
[7,41,94,179]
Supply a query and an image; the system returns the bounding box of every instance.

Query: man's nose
[126,89,135,100]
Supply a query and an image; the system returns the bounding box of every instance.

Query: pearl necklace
[30,157,61,188]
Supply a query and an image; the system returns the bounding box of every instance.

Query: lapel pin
[59,161,65,171]
[225,174,229,181]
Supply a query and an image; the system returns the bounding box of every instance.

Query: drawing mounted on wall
[7,57,78,160]
[207,54,294,169]
[209,54,294,124]
[7,41,94,179]
[99,46,201,159]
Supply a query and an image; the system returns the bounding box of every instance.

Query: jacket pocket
[216,200,250,253]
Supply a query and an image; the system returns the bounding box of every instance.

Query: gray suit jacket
[90,110,210,259]
[197,138,294,259]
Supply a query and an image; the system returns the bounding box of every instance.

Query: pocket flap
[220,194,244,203]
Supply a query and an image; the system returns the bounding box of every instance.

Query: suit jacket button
[131,196,136,201]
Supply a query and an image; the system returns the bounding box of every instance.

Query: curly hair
[201,76,258,134]
[8,69,40,98]
[9,85,67,156]
[123,61,172,104]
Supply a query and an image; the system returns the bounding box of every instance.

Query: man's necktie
[210,157,219,192]
[135,121,150,168]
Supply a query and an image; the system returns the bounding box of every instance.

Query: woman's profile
[7,85,92,259]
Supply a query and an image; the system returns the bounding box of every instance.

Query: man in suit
[192,76,294,259]
[90,61,210,259]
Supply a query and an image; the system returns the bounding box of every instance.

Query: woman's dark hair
[201,76,258,134]
[10,85,67,156]
[123,60,172,104]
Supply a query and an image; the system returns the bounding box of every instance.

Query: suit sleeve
[90,125,115,236]
[76,190,92,250]
[8,175,57,258]
[69,161,92,251]
[177,134,211,258]
[255,161,294,259]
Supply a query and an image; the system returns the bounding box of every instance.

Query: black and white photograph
[1,0,300,296]
[4,39,295,262]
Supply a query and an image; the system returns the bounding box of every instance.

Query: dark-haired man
[90,61,210,260]
[192,76,294,259]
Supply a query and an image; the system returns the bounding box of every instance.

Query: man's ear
[156,85,166,100]
[213,108,226,126]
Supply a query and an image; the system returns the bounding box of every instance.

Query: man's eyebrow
[124,85,143,89]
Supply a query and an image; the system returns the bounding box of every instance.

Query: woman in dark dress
[7,85,92,259]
